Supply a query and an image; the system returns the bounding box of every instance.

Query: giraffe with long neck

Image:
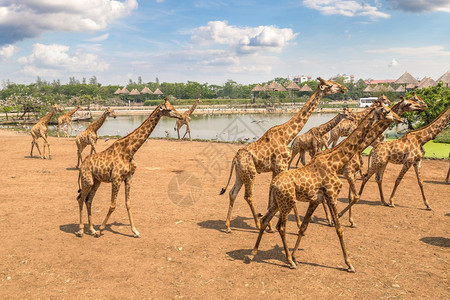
[175,98,202,140]
[357,106,450,210]
[289,107,355,168]
[220,78,346,233]
[245,102,401,271]
[76,99,181,238]
[318,94,428,227]
[57,105,82,137]
[75,107,117,168]
[327,99,391,147]
[30,103,62,159]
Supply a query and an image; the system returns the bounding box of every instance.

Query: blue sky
[0,0,449,86]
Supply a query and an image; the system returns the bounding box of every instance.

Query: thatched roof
[395,85,405,92]
[395,72,419,85]
[153,88,163,95]
[299,84,313,92]
[437,70,450,85]
[262,83,270,91]
[113,88,122,95]
[417,77,436,89]
[285,81,301,91]
[385,85,395,92]
[363,85,373,92]
[129,89,140,95]
[121,88,130,94]
[275,82,287,92]
[251,84,263,92]
[267,81,278,91]
[141,87,153,94]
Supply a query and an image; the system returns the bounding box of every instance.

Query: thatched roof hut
[113,88,122,95]
[141,87,153,94]
[129,89,141,95]
[395,72,419,87]
[437,70,450,87]
[363,85,373,92]
[417,77,437,89]
[251,84,263,92]
[285,81,301,91]
[121,88,130,94]
[153,88,163,95]
[299,84,313,92]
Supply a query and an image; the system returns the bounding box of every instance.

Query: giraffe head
[197,98,203,103]
[106,107,117,119]
[399,93,427,112]
[373,101,402,123]
[342,107,356,121]
[377,94,392,106]
[160,98,182,119]
[53,103,62,112]
[317,77,347,95]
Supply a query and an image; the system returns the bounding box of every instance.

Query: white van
[358,97,378,108]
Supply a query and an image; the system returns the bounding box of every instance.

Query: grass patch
[434,127,450,144]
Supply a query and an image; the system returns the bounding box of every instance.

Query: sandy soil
[0,129,448,299]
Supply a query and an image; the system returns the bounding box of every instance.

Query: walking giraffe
[75,107,117,168]
[57,105,82,137]
[175,98,202,140]
[30,103,62,159]
[220,78,346,233]
[76,99,181,237]
[245,102,401,271]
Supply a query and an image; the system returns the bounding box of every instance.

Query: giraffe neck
[318,106,376,170]
[185,100,200,116]
[89,111,109,133]
[278,88,325,144]
[357,101,404,149]
[113,105,163,159]
[354,107,372,122]
[406,107,450,145]
[66,106,80,117]
[40,108,57,125]
[315,113,346,136]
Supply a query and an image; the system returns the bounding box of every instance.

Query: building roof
[395,72,419,85]
[129,89,141,95]
[285,81,301,91]
[141,87,153,94]
[437,70,450,84]
[153,88,163,95]
[251,84,263,92]
[299,84,313,92]
[364,79,396,85]
[417,77,437,89]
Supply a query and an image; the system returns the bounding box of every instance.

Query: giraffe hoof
[288,262,297,269]
[350,224,357,228]
[75,231,83,237]
[244,255,253,264]
[133,232,141,238]
[426,207,432,211]
[90,230,97,236]
[94,231,102,238]
[225,228,232,234]
[389,204,395,208]
[347,266,356,273]
[266,228,276,233]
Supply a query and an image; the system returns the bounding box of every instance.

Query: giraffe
[175,98,202,140]
[30,103,62,159]
[57,105,82,137]
[356,106,450,210]
[244,102,401,271]
[446,153,450,183]
[220,78,346,233]
[75,98,181,238]
[330,94,428,227]
[75,107,117,169]
[327,97,392,148]
[289,107,355,168]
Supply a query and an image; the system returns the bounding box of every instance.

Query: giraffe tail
[219,157,236,195]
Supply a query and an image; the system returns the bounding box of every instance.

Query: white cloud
[388,58,398,67]
[302,0,390,19]
[0,44,19,59]
[191,21,298,54]
[386,0,450,13]
[367,45,450,57]
[86,33,110,42]
[0,0,138,45]
[17,43,109,75]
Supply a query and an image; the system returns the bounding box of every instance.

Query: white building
[292,75,311,84]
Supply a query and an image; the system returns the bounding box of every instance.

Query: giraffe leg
[327,197,355,273]
[177,125,181,139]
[76,173,94,237]
[85,180,101,235]
[225,170,243,233]
[322,202,333,226]
[299,150,306,166]
[276,211,297,269]
[95,180,121,237]
[291,200,319,265]
[292,203,302,230]
[388,163,411,208]
[41,134,50,159]
[124,178,141,237]
[413,161,431,210]
[375,165,388,206]
[186,123,192,141]
[68,122,73,137]
[243,176,260,230]
[347,173,358,228]
[76,143,86,169]
[244,202,278,264]
[57,124,61,137]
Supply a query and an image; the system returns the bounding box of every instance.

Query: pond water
[69,113,338,142]
[48,112,401,142]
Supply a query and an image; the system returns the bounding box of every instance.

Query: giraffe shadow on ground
[24,155,51,160]
[59,221,134,238]
[66,167,78,171]
[424,180,449,186]
[197,216,258,233]
[420,237,450,248]
[337,197,380,207]
[227,245,345,271]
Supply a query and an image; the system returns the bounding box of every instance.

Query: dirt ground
[0,129,448,299]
